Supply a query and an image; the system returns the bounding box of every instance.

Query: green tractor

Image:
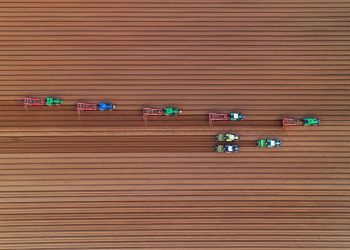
[257,138,282,148]
[163,107,182,116]
[45,97,63,106]
[303,117,320,126]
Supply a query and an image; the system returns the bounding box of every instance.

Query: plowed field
[0,1,350,249]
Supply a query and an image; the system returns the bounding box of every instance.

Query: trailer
[209,113,229,125]
[143,107,164,117]
[24,97,45,108]
[77,102,98,114]
[282,117,304,128]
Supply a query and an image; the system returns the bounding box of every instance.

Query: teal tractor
[229,112,245,121]
[303,117,320,126]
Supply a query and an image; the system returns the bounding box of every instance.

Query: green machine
[45,97,64,106]
[257,138,282,148]
[303,117,320,126]
[163,107,182,116]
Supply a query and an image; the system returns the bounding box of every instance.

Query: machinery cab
[229,112,245,121]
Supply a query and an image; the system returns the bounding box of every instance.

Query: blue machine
[98,102,117,111]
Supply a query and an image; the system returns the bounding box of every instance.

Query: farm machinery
[143,106,182,119]
[77,101,117,114]
[257,138,282,148]
[24,96,63,108]
[216,144,240,153]
[216,133,240,142]
[209,112,245,125]
[282,117,320,128]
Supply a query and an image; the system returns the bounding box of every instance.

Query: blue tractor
[99,102,117,111]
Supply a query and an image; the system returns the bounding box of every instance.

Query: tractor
[303,117,320,126]
[45,97,63,106]
[216,144,240,153]
[98,102,117,111]
[229,112,245,121]
[163,107,182,116]
[216,133,240,142]
[257,138,282,148]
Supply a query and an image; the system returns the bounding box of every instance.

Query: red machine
[143,107,164,116]
[209,112,229,125]
[24,97,45,108]
[282,117,304,128]
[77,102,98,114]
[143,107,164,120]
